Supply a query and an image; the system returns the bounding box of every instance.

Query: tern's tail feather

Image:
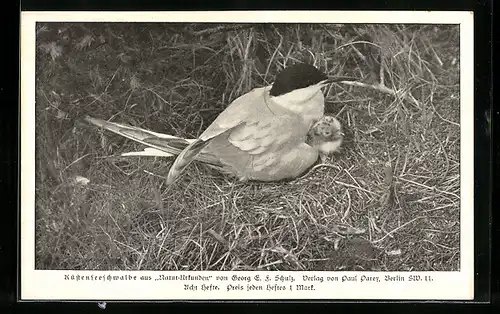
[166,139,212,185]
[84,115,221,166]
[121,147,175,157]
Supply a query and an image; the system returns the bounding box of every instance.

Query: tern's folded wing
[166,85,307,185]
[198,86,271,141]
[226,115,306,155]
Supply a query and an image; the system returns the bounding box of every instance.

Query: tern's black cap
[269,63,328,97]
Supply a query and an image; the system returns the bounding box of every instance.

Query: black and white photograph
[21,11,474,301]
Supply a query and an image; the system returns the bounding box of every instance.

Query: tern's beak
[324,78,337,85]
[323,76,354,85]
[320,78,340,89]
[319,79,332,87]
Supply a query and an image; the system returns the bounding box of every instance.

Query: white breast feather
[271,85,325,123]
[319,140,342,154]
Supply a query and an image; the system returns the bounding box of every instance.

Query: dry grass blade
[380,160,395,210]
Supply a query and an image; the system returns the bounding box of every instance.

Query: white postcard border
[20,10,475,301]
